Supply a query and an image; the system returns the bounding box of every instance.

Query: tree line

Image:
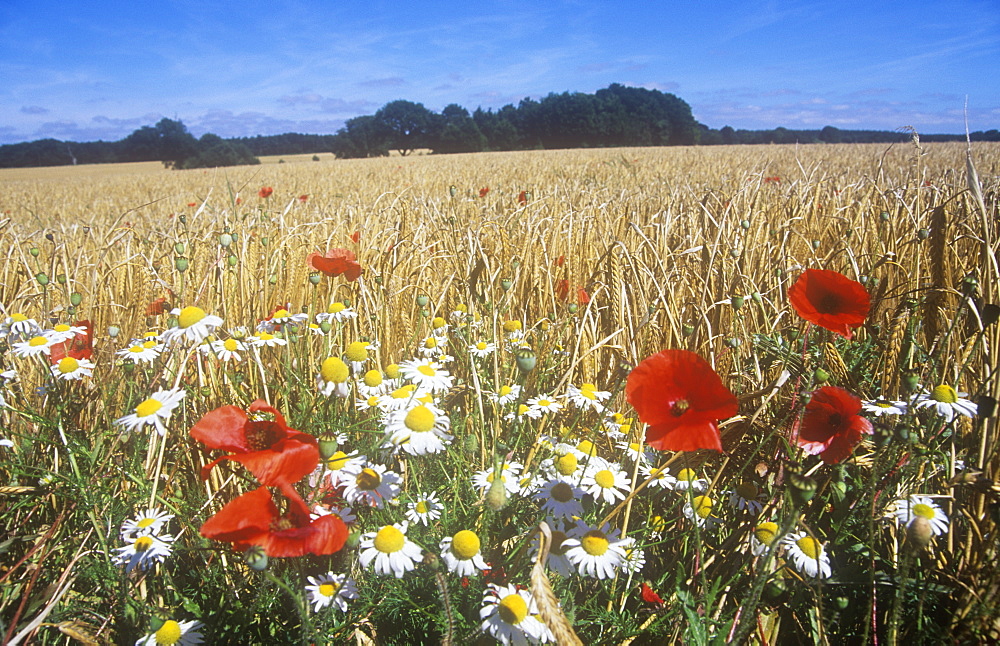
[2,84,998,168]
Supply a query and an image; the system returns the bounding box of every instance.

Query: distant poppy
[517,190,528,205]
[190,399,319,486]
[577,288,590,305]
[200,485,347,557]
[798,386,873,464]
[298,194,309,202]
[187,202,197,207]
[478,187,490,198]
[350,230,361,244]
[554,255,565,268]
[146,296,170,316]
[556,279,570,302]
[788,269,870,339]
[640,583,665,606]
[626,350,738,452]
[258,186,273,199]
[235,197,242,205]
[308,248,362,282]
[49,320,93,362]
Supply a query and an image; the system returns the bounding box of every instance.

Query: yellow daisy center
[53,323,71,332]
[135,398,163,418]
[415,500,430,513]
[321,357,349,383]
[57,357,80,373]
[451,530,481,559]
[28,336,48,347]
[594,469,616,489]
[502,320,522,333]
[576,440,596,456]
[134,535,154,552]
[691,496,713,519]
[499,385,513,397]
[177,306,207,328]
[676,468,698,482]
[735,482,759,499]
[137,517,156,529]
[363,370,383,387]
[432,316,447,329]
[930,385,958,403]
[356,468,382,491]
[328,302,346,313]
[417,364,437,376]
[258,332,274,341]
[581,530,610,556]
[366,395,380,407]
[423,337,438,349]
[128,345,145,353]
[517,404,531,415]
[223,338,239,352]
[538,398,552,407]
[754,522,779,545]
[272,309,290,319]
[476,341,489,350]
[551,482,575,503]
[143,339,158,348]
[11,313,27,322]
[345,341,369,362]
[326,451,350,470]
[650,516,666,533]
[404,405,436,433]
[556,453,578,476]
[498,594,528,625]
[385,364,401,379]
[912,503,935,519]
[391,385,415,399]
[153,620,182,645]
[373,525,405,553]
[796,536,822,560]
[318,582,340,598]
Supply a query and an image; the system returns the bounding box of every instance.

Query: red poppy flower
[187,202,197,207]
[258,186,273,199]
[577,288,590,305]
[640,583,665,606]
[349,230,361,244]
[190,399,319,486]
[797,386,873,464]
[200,485,347,557]
[308,248,362,282]
[478,187,490,198]
[517,190,528,204]
[554,255,565,268]
[626,349,738,452]
[556,278,570,302]
[49,320,93,362]
[145,296,170,316]
[298,194,309,202]
[788,269,869,339]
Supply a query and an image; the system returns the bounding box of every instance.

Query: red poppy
[349,230,361,244]
[49,320,93,362]
[308,248,362,281]
[187,202,197,207]
[640,583,665,606]
[200,485,347,557]
[554,255,565,268]
[235,197,242,205]
[298,194,309,202]
[258,186,273,199]
[190,399,319,486]
[788,268,870,339]
[577,288,590,305]
[797,386,873,464]
[555,278,570,302]
[517,190,528,204]
[145,296,170,316]
[626,349,738,452]
[478,187,490,198]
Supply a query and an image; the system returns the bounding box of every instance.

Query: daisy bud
[70,292,82,306]
[175,257,189,272]
[244,545,268,571]
[485,477,508,511]
[906,516,933,549]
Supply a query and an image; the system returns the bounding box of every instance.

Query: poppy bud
[45,232,55,242]
[514,348,536,374]
[30,247,39,257]
[834,596,850,610]
[731,296,744,310]
[484,477,508,511]
[813,368,830,384]
[726,337,741,348]
[463,433,479,458]
[906,516,933,550]
[416,295,429,307]
[219,233,233,247]
[789,473,817,507]
[740,219,750,230]
[812,239,822,250]
[227,255,238,267]
[449,185,456,197]
[421,308,430,318]
[67,306,76,316]
[56,274,67,284]
[976,395,996,418]
[260,236,268,246]
[917,228,929,240]
[763,579,788,603]
[35,272,49,286]
[175,257,189,272]
[318,436,339,460]
[268,274,277,285]
[902,372,920,392]
[751,291,762,304]
[70,292,82,306]
[879,211,890,222]
[981,304,1000,328]
[500,279,513,291]
[175,242,186,254]
[308,273,321,285]
[682,324,695,337]
[179,215,186,224]
[108,326,120,339]
[244,545,268,571]
[320,321,332,333]
[345,529,362,550]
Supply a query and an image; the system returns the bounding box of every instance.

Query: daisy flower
[115,388,186,436]
[471,462,524,495]
[50,356,95,381]
[530,520,577,577]
[616,440,652,465]
[121,508,174,539]
[781,531,832,579]
[305,572,359,612]
[469,340,497,358]
[115,532,175,572]
[161,306,223,345]
[316,450,366,489]
[135,619,204,646]
[565,383,611,412]
[398,358,454,393]
[405,491,443,526]
[344,341,372,374]
[534,478,585,520]
[340,463,401,509]
[914,385,978,421]
[358,522,423,578]
[490,384,522,406]
[318,357,351,398]
[357,369,387,398]
[382,403,453,456]
[543,450,586,483]
[417,334,447,357]
[580,458,631,505]
[891,495,949,536]
[45,322,87,344]
[640,463,678,490]
[620,538,646,574]
[672,468,708,492]
[377,384,426,412]
[260,307,308,331]
[526,394,562,416]
[1,313,41,341]
[750,521,782,556]
[441,530,490,577]
[201,337,247,362]
[316,301,357,324]
[862,398,909,417]
[729,482,766,514]
[248,331,287,348]
[480,583,549,646]
[116,341,161,364]
[562,521,629,579]
[682,495,720,528]
[11,334,53,358]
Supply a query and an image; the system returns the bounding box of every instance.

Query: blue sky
[1,0,998,144]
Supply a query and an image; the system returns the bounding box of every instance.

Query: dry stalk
[531,522,584,646]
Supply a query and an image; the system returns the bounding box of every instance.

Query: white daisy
[565,383,610,412]
[260,307,308,331]
[639,463,677,490]
[344,341,373,374]
[526,394,562,416]
[620,538,646,574]
[441,530,490,577]
[480,584,549,646]
[580,458,631,505]
[115,532,175,572]
[729,482,767,514]
[891,495,949,536]
[49,356,95,381]
[417,334,448,358]
[316,301,357,324]
[562,521,629,579]
[318,357,351,398]
[340,462,401,509]
[45,323,87,344]
[750,521,782,557]
[135,619,204,646]
[315,450,366,489]
[121,508,174,539]
[356,369,387,398]
[200,337,247,362]
[469,341,497,358]
[11,334,53,358]
[358,522,423,578]
[161,306,223,345]
[1,313,41,341]
[490,384,522,406]
[682,495,721,529]
[471,462,525,495]
[398,358,454,393]
[914,385,977,421]
[305,572,359,612]
[116,341,161,364]
[382,402,453,456]
[615,440,652,465]
[405,491,443,526]
[862,398,909,417]
[672,468,708,492]
[781,531,832,579]
[247,331,287,348]
[534,478,585,520]
[114,388,186,436]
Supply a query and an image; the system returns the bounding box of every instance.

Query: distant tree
[330,115,389,159]
[374,100,435,155]
[719,125,737,145]
[120,118,199,167]
[433,104,486,154]
[819,125,842,144]
[180,136,259,169]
